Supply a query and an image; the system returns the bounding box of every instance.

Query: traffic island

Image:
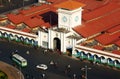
[0,61,24,79]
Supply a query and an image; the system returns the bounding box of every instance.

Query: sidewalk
[0,61,24,79]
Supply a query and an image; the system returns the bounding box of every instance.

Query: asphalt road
[0,39,120,79]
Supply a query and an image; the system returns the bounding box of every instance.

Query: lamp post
[81,65,91,79]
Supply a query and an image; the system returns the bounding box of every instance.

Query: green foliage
[0,70,8,79]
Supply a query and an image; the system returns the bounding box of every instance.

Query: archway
[20,36,24,42]
[15,35,20,42]
[100,56,107,64]
[3,32,8,38]
[53,38,61,51]
[66,47,72,56]
[74,49,80,57]
[25,38,30,44]
[87,53,93,61]
[107,58,114,66]
[94,54,100,63]
[9,34,14,40]
[114,60,120,68]
[80,51,87,59]
[0,31,2,37]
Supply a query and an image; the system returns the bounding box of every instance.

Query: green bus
[12,54,27,67]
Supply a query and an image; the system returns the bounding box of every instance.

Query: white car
[36,64,48,70]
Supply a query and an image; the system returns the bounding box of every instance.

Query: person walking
[42,73,45,79]
[73,73,76,79]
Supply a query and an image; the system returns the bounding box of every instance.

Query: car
[36,64,48,70]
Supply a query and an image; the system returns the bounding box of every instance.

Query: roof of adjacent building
[73,3,120,37]
[82,3,120,21]
[55,0,85,10]
[72,0,120,55]
[95,32,120,45]
[24,18,45,28]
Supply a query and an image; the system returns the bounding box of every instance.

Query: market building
[0,0,120,68]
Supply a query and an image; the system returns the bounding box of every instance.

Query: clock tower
[55,0,85,31]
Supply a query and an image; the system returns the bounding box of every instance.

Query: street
[0,39,120,79]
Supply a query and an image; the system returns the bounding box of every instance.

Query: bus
[12,54,27,67]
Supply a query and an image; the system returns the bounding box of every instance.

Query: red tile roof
[112,50,120,55]
[107,25,120,33]
[20,4,49,15]
[73,9,120,37]
[24,18,44,28]
[0,17,6,21]
[95,32,120,45]
[5,24,16,29]
[83,3,120,21]
[41,22,51,28]
[93,45,104,50]
[7,14,29,24]
[47,0,57,3]
[55,0,85,10]
[21,28,31,33]
[114,40,120,47]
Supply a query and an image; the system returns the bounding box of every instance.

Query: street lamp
[81,65,91,79]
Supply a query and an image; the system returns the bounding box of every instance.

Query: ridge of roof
[55,0,85,10]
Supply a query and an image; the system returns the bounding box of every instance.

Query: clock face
[75,16,79,22]
[62,16,67,22]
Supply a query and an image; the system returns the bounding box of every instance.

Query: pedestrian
[67,64,71,68]
[65,64,71,75]
[73,73,76,79]
[26,50,30,54]
[42,73,45,79]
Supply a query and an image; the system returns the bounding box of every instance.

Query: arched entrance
[100,56,107,64]
[66,47,72,56]
[94,54,100,63]
[53,38,61,51]
[87,53,93,61]
[107,58,114,66]
[114,60,120,68]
